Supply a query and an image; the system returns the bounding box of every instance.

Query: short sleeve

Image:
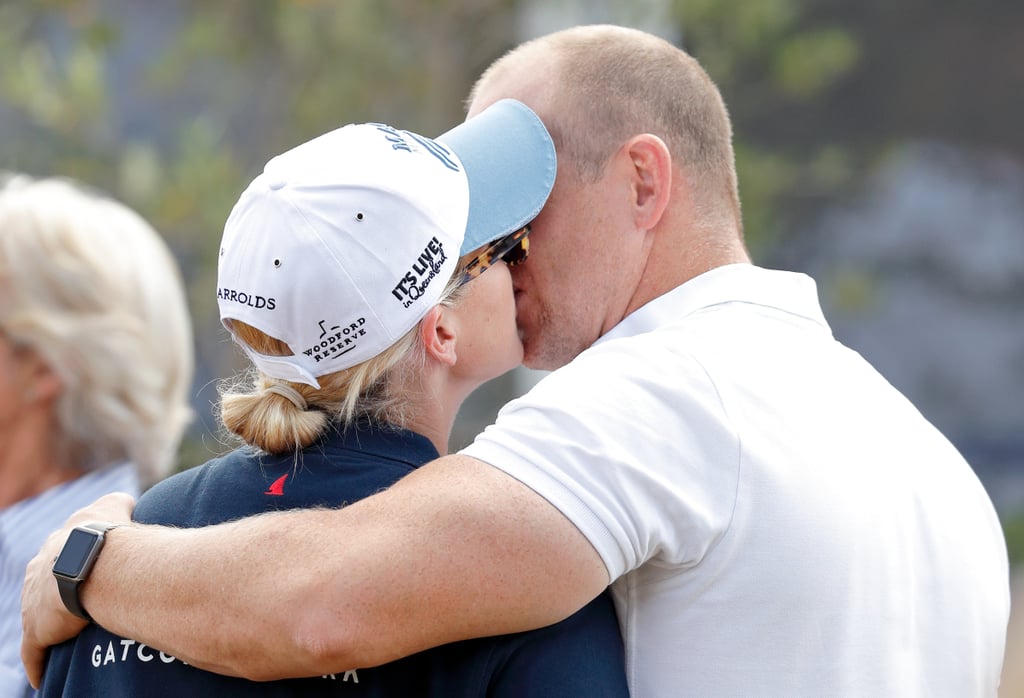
[461,336,741,581]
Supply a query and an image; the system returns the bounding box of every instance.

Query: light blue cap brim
[436,99,556,256]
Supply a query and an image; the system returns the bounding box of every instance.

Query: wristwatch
[52,522,124,622]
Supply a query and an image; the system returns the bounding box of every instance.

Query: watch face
[52,528,100,578]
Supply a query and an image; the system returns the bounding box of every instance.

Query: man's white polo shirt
[462,263,1009,697]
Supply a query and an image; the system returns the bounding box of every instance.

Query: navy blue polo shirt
[39,421,628,697]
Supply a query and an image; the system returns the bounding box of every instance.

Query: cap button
[267,176,287,191]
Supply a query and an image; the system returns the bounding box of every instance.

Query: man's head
[467,24,749,369]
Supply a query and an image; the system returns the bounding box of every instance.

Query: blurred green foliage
[1004,513,1024,567]
[676,0,863,253]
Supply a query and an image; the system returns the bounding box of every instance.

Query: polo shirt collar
[325,419,440,467]
[596,263,832,347]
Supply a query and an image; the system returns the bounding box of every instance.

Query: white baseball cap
[216,99,556,387]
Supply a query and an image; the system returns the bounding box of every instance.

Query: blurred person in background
[37,101,627,696]
[0,174,194,695]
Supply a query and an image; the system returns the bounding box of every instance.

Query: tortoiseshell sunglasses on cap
[460,224,530,285]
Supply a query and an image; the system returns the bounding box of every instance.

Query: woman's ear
[418,305,458,367]
[625,134,672,231]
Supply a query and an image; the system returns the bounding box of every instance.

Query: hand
[20,492,136,688]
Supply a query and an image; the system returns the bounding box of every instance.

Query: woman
[40,100,628,695]
[0,175,194,693]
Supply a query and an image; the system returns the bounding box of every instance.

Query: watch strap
[56,566,94,622]
[54,522,124,622]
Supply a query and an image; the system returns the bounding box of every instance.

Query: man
[22,24,1009,696]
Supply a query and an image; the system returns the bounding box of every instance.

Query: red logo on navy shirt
[265,474,288,496]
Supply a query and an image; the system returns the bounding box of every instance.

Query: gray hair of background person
[0,174,194,484]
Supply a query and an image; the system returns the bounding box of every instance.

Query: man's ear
[418,305,458,367]
[625,134,672,231]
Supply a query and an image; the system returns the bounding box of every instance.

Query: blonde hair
[219,271,468,455]
[0,174,195,485]
[470,24,742,232]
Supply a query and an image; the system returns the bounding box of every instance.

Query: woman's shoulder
[134,447,259,526]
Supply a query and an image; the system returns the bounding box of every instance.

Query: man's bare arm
[22,455,608,685]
